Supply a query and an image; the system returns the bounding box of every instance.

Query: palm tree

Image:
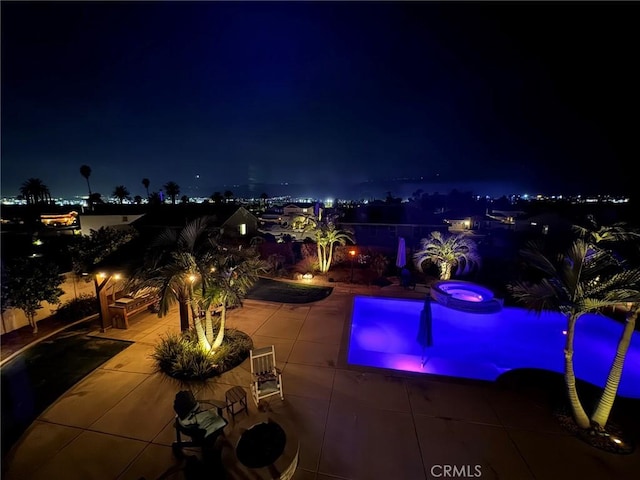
[309,222,355,274]
[509,237,640,431]
[20,178,49,205]
[292,215,317,231]
[413,231,481,280]
[130,217,219,332]
[80,165,92,197]
[260,192,268,208]
[142,178,150,199]
[193,248,269,351]
[210,252,269,349]
[164,181,180,205]
[224,190,234,204]
[573,219,640,429]
[112,185,131,204]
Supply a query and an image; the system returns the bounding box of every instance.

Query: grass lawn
[1,321,132,457]
[246,277,333,303]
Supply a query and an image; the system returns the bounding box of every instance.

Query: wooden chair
[172,390,228,456]
[249,345,284,405]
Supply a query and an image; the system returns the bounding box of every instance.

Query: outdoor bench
[108,295,157,329]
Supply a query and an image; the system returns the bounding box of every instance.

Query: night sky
[2,1,638,200]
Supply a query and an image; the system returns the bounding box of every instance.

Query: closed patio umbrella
[395,236,406,269]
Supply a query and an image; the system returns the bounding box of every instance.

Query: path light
[349,249,356,283]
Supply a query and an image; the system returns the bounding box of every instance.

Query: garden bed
[246,277,333,303]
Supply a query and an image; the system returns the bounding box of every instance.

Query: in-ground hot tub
[430,280,502,313]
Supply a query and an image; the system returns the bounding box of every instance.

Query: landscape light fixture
[349,249,356,283]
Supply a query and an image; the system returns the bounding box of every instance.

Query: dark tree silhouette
[20,178,50,205]
[80,165,92,196]
[112,185,131,204]
[164,181,180,205]
[142,178,150,198]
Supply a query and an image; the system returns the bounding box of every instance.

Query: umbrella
[417,300,433,367]
[395,236,406,269]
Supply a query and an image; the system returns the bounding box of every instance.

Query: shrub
[54,294,98,322]
[293,256,319,275]
[152,328,253,381]
[370,253,390,277]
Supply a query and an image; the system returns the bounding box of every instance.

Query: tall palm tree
[413,231,481,280]
[309,222,355,274]
[142,178,150,199]
[509,237,640,430]
[164,181,180,205]
[112,185,130,204]
[80,165,92,197]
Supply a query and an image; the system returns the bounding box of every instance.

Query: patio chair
[250,345,284,405]
[172,390,228,456]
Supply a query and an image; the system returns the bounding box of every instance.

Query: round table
[236,420,286,468]
[222,414,299,480]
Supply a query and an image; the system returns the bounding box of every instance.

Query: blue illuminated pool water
[348,296,640,399]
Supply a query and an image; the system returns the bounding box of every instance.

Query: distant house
[79,213,145,236]
[282,202,322,222]
[78,204,259,241]
[131,204,259,240]
[444,209,527,233]
[514,212,573,235]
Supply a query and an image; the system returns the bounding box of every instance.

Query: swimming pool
[347,296,640,399]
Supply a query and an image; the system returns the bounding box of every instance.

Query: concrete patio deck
[2,282,639,479]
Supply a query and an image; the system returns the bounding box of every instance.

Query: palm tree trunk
[179,301,190,331]
[564,314,590,429]
[326,244,334,273]
[317,244,324,273]
[440,262,451,280]
[591,304,638,428]
[193,313,211,351]
[205,308,214,344]
[212,301,227,349]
